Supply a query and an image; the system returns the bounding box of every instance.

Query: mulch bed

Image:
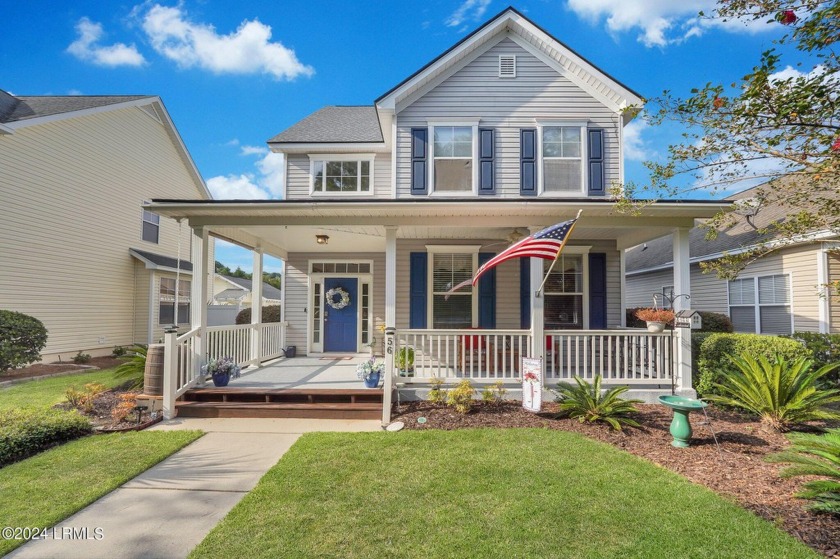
[55,388,157,431]
[1,356,124,382]
[393,401,840,558]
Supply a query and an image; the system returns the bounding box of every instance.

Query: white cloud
[254,152,285,197]
[565,0,769,47]
[769,64,826,82]
[67,17,146,67]
[240,145,268,156]
[140,4,313,80]
[206,174,269,199]
[446,0,492,27]
[207,147,284,199]
[623,119,653,161]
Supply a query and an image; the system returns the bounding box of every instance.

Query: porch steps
[176,388,383,419]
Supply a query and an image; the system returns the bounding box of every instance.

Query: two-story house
[0,90,212,362]
[149,7,728,419]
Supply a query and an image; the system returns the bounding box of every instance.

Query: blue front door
[324,278,358,352]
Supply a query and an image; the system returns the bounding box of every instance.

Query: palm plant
[766,429,840,516]
[113,345,147,389]
[552,375,642,431]
[706,355,840,431]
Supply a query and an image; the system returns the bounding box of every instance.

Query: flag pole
[536,210,582,297]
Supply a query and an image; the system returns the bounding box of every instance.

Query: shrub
[634,308,674,323]
[0,310,48,372]
[695,333,809,397]
[235,305,282,325]
[706,355,840,430]
[65,383,107,414]
[397,347,415,373]
[111,345,128,357]
[446,380,475,414]
[481,380,507,405]
[552,375,642,431]
[72,351,91,364]
[784,332,840,387]
[0,407,92,466]
[114,345,147,389]
[112,393,138,423]
[427,377,447,405]
[767,428,840,516]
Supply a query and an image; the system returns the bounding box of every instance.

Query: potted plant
[356,358,385,388]
[201,356,241,387]
[397,347,415,377]
[634,308,675,333]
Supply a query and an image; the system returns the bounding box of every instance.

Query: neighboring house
[212,274,283,308]
[149,7,727,410]
[0,90,212,361]
[625,183,839,335]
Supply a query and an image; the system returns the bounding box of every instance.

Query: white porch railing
[392,328,674,384]
[206,324,252,365]
[260,322,286,360]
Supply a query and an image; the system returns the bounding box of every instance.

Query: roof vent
[499,55,516,78]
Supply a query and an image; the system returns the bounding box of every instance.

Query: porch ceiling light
[316,234,329,245]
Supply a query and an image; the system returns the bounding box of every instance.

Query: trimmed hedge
[625,308,733,333]
[0,310,48,373]
[695,333,810,396]
[0,408,92,466]
[235,305,282,325]
[783,332,840,386]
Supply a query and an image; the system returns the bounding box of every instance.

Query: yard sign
[522,357,543,412]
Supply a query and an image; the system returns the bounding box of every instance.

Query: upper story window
[310,155,373,195]
[432,126,474,193]
[540,123,586,195]
[728,274,792,334]
[142,208,160,244]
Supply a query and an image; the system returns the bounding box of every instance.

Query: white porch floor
[227,355,372,390]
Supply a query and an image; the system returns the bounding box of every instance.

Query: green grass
[0,368,125,411]
[192,429,817,559]
[0,430,202,555]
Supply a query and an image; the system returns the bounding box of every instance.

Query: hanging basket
[325,287,351,310]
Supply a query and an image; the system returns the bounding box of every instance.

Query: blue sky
[1,1,807,272]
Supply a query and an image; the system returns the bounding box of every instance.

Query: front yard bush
[235,305,282,325]
[0,408,92,466]
[0,309,48,372]
[552,375,642,431]
[785,332,840,387]
[767,428,840,516]
[695,333,809,396]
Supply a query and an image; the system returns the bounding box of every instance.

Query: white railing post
[382,226,397,427]
[251,249,264,365]
[383,327,395,426]
[530,256,545,371]
[191,226,209,380]
[675,327,694,396]
[162,326,179,420]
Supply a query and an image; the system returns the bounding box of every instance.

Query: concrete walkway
[7,418,380,559]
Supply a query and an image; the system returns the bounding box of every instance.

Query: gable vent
[499,55,516,78]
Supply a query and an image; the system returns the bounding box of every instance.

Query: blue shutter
[588,128,605,196]
[589,253,607,329]
[478,252,496,328]
[411,128,428,195]
[478,128,495,195]
[520,129,537,196]
[520,257,531,328]
[409,252,427,328]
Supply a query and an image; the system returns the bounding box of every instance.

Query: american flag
[447,216,580,295]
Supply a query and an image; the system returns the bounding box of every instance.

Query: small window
[433,126,473,192]
[542,126,583,194]
[499,55,516,78]
[159,278,190,325]
[728,275,791,334]
[142,209,160,244]
[311,158,371,193]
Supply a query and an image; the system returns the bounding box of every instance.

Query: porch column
[383,226,397,427]
[191,226,209,376]
[817,246,830,334]
[619,249,627,327]
[672,228,693,395]
[530,255,545,367]
[251,248,264,365]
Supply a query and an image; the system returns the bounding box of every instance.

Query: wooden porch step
[175,401,381,420]
[182,387,383,405]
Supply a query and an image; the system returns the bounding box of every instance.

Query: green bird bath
[658,395,708,448]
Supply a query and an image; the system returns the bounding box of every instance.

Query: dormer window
[310,155,374,195]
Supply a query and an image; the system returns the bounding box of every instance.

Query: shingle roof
[130,249,193,272]
[0,90,151,124]
[222,275,283,300]
[624,179,823,273]
[268,106,383,144]
[215,288,247,300]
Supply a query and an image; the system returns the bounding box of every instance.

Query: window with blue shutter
[478,253,496,328]
[478,128,495,195]
[520,129,537,196]
[409,252,427,328]
[588,128,605,196]
[411,128,428,195]
[588,253,607,329]
[520,257,530,328]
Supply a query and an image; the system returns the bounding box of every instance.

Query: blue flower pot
[212,372,231,387]
[363,372,381,388]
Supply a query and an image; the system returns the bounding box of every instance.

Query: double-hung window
[728,274,792,334]
[311,156,373,194]
[432,126,474,193]
[142,208,160,244]
[159,278,191,325]
[429,251,476,329]
[540,124,585,194]
[543,255,584,329]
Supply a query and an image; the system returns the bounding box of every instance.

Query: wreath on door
[325,287,351,310]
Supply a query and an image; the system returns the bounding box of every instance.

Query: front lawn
[0,430,202,556]
[0,368,125,410]
[191,429,816,559]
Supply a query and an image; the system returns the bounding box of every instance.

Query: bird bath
[658,395,708,448]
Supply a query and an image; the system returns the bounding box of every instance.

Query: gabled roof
[220,274,283,300]
[268,106,383,144]
[0,91,151,124]
[375,6,643,114]
[214,287,248,301]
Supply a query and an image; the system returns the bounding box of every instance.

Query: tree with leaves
[622,1,839,279]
